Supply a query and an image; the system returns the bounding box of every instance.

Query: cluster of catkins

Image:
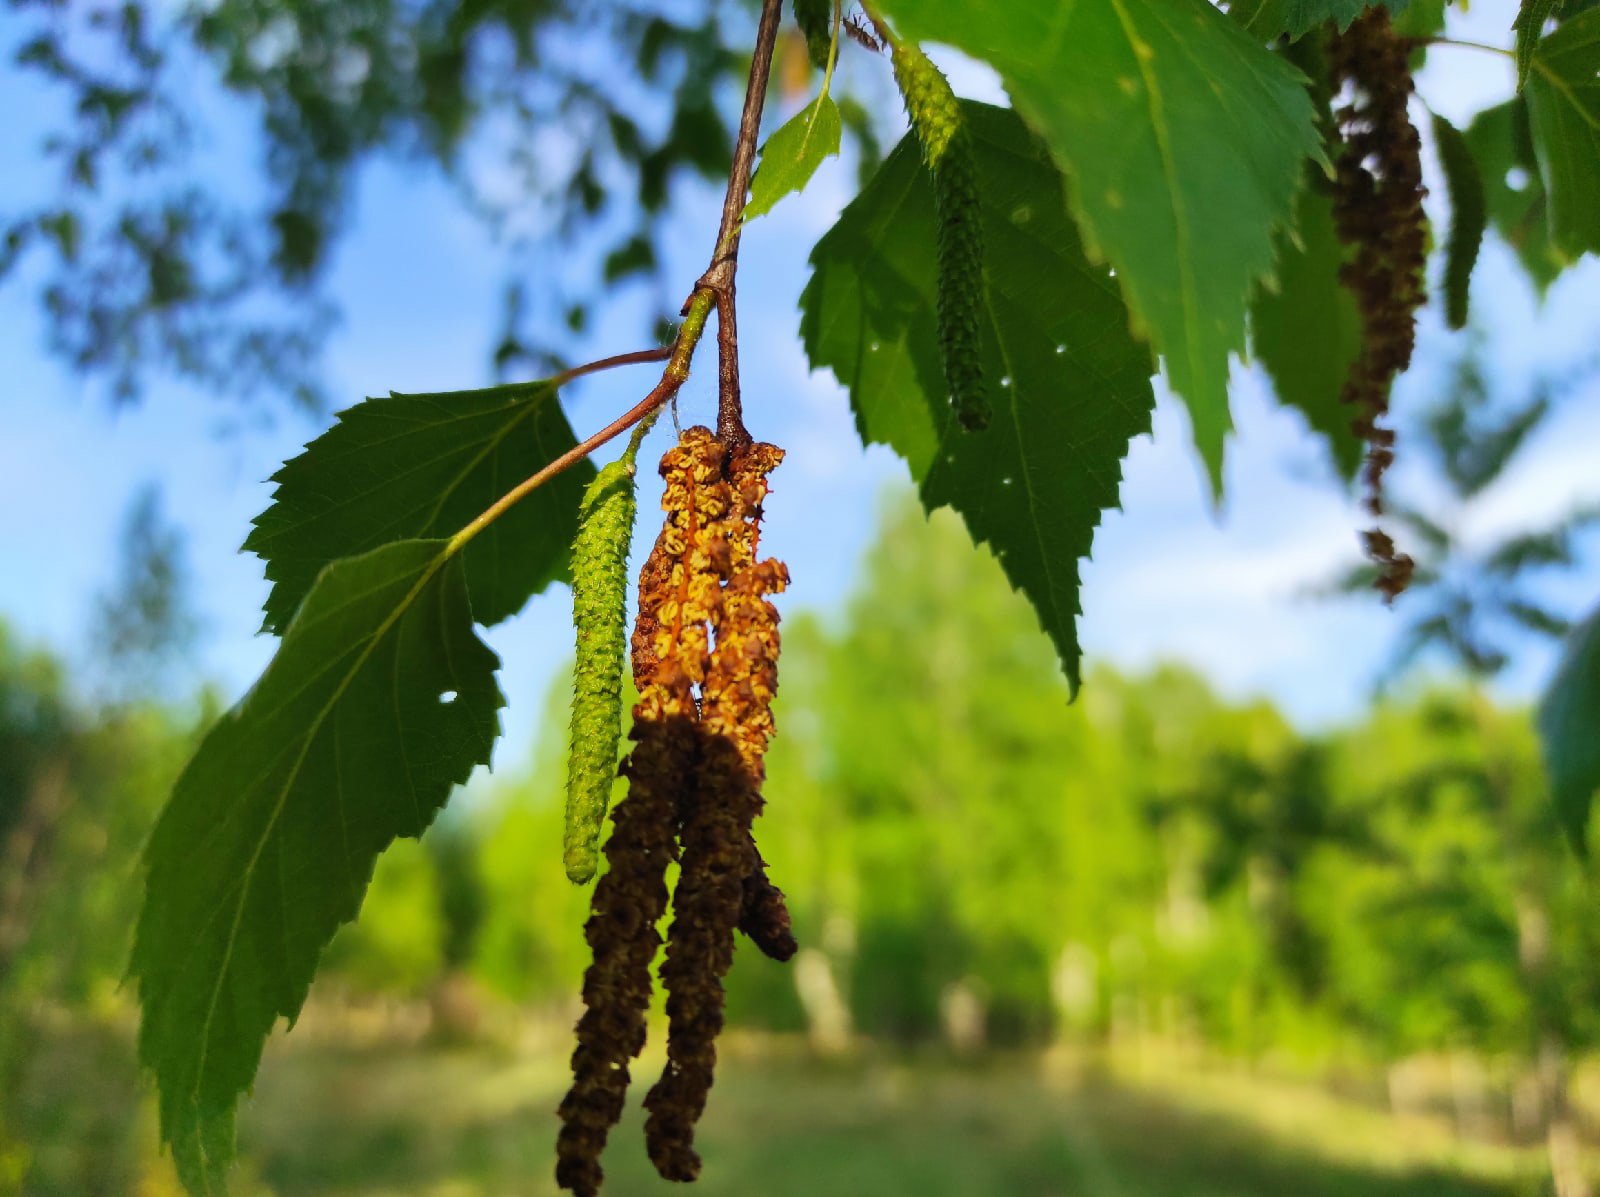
[556,426,795,1196]
[1328,8,1427,601]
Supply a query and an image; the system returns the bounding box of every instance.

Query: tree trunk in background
[1516,892,1591,1197]
[1541,1037,1591,1197]
[1387,1057,1424,1119]
[794,947,852,1056]
[1449,1051,1491,1141]
[0,759,69,983]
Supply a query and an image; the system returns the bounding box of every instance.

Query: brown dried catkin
[555,429,730,1197]
[739,852,798,963]
[1328,8,1427,601]
[644,444,788,1182]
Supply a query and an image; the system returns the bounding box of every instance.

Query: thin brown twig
[713,288,742,448]
[449,292,714,557]
[549,346,673,388]
[449,1,783,555]
[698,0,784,449]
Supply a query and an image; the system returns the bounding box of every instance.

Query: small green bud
[564,459,638,884]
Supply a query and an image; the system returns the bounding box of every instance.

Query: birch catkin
[558,429,796,1195]
[1329,8,1427,601]
[564,459,638,885]
[645,444,788,1182]
[892,40,991,432]
[556,429,731,1197]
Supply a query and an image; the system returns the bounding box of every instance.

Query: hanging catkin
[891,41,991,432]
[555,429,731,1197]
[564,460,638,885]
[738,851,797,962]
[1328,9,1427,601]
[644,443,789,1182]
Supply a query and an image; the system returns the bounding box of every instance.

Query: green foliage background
[5,492,1598,1192]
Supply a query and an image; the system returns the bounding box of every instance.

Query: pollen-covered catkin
[1329,8,1427,601]
[555,429,730,1197]
[891,41,991,433]
[644,444,788,1182]
[564,460,638,885]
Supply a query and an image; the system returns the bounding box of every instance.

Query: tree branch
[450,291,715,555]
[449,3,785,551]
[697,0,784,449]
[549,347,673,388]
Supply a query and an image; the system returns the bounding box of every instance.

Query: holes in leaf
[439,690,459,704]
[1506,166,1530,192]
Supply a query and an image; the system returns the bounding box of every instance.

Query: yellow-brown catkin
[555,428,731,1197]
[1328,8,1426,602]
[721,443,795,962]
[644,444,788,1182]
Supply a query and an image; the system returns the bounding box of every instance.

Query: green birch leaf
[1231,0,1413,41]
[1539,601,1600,851]
[1466,99,1566,291]
[745,96,843,223]
[1516,0,1563,89]
[800,102,1155,695]
[131,539,504,1193]
[876,0,1322,494]
[1526,6,1600,258]
[245,380,593,635]
[1431,113,1487,330]
[1250,182,1364,481]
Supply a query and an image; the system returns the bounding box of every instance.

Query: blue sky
[2,2,1597,769]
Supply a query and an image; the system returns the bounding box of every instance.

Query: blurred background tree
[3,485,1600,1194]
[1327,336,1600,680]
[4,3,1600,1194]
[1,0,870,409]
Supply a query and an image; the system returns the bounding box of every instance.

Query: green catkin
[563,459,639,884]
[891,40,990,432]
[1430,113,1485,332]
[793,0,831,69]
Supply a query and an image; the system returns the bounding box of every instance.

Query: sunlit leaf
[131,540,504,1192]
[800,102,1155,695]
[745,96,842,222]
[245,380,592,634]
[1251,182,1364,482]
[1466,100,1565,291]
[1539,601,1600,849]
[876,0,1322,492]
[1230,0,1412,41]
[1431,113,1487,330]
[1516,0,1564,90]
[1526,7,1600,259]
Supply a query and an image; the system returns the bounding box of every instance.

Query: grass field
[239,1033,1556,1197]
[10,1022,1572,1196]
